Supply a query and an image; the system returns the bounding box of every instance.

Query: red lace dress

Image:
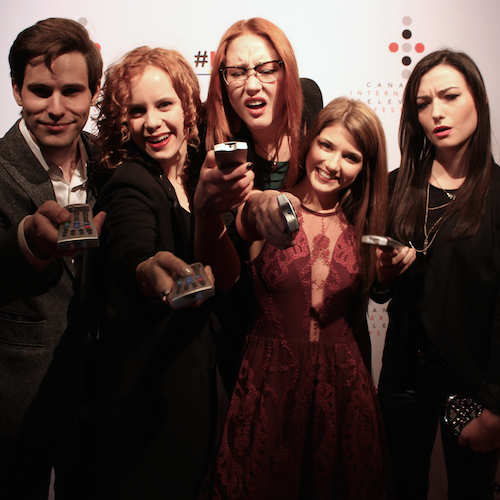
[213,207,387,500]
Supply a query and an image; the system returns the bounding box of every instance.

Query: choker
[300,203,339,217]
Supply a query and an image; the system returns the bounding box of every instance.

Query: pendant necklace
[409,182,453,255]
[254,141,278,167]
[430,172,457,200]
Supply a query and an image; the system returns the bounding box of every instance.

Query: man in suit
[0,18,106,499]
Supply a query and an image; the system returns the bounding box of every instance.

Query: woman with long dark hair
[377,49,500,499]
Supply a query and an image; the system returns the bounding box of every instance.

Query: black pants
[379,354,500,500]
[0,423,96,500]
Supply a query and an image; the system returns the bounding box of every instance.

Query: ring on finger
[161,288,172,302]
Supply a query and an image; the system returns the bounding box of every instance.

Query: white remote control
[214,141,248,169]
[277,193,299,237]
[57,203,99,250]
[171,263,214,309]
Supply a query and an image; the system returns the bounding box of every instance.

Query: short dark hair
[9,18,103,95]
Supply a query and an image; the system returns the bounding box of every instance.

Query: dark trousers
[379,354,500,500]
[0,424,95,500]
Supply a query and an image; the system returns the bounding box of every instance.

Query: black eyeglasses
[219,60,284,87]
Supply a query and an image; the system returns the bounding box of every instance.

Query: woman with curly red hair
[94,46,253,500]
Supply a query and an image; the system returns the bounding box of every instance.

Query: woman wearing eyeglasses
[204,17,322,191]
[194,19,325,399]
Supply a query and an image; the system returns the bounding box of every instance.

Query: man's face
[13,51,99,163]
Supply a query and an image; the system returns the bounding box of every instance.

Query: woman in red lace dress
[212,97,390,499]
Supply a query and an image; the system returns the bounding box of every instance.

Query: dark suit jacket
[0,121,103,440]
[380,165,500,413]
[97,158,219,500]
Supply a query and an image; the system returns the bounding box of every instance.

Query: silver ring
[161,288,172,302]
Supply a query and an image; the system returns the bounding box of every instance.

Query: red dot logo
[389,16,425,70]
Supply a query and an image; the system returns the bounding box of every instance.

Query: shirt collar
[18,118,88,179]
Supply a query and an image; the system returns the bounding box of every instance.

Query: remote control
[57,203,99,250]
[277,193,300,237]
[361,235,404,249]
[170,262,215,309]
[214,141,248,169]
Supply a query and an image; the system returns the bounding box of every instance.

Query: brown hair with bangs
[9,17,102,96]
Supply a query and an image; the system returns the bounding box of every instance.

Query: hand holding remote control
[170,263,215,309]
[214,141,248,169]
[22,201,104,262]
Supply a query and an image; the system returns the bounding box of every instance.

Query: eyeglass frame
[219,60,284,87]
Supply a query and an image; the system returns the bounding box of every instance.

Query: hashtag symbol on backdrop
[194,51,208,67]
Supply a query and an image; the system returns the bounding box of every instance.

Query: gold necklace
[409,183,445,255]
[430,172,457,200]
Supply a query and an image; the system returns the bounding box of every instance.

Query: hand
[375,244,416,289]
[246,190,301,249]
[23,200,106,260]
[459,408,500,452]
[193,151,255,214]
[138,252,215,309]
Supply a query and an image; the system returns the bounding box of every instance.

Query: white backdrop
[0,0,499,170]
[2,1,500,498]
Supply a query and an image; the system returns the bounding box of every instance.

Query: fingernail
[247,163,253,170]
[181,266,193,276]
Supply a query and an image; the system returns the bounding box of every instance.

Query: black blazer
[97,159,219,500]
[380,165,500,412]
[0,121,103,440]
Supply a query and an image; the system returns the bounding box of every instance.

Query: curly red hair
[96,46,201,169]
